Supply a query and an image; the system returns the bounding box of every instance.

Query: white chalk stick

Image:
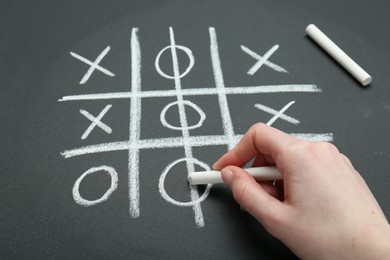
[188,166,282,185]
[305,24,372,86]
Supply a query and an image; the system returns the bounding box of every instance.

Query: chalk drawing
[128,28,142,218]
[58,84,321,102]
[160,100,206,130]
[158,158,212,206]
[70,46,115,84]
[155,27,207,226]
[255,101,299,126]
[80,104,112,140]
[241,45,288,75]
[60,133,334,159]
[60,27,334,227]
[155,43,195,79]
[209,28,236,151]
[72,165,118,206]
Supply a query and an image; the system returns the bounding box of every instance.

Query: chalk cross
[70,46,115,84]
[80,105,113,139]
[241,45,288,75]
[255,101,299,125]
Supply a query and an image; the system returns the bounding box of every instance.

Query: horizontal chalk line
[61,133,333,158]
[58,84,321,102]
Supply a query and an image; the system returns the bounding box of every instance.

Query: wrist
[375,225,390,259]
[356,223,390,259]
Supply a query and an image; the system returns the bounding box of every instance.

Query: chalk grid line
[60,27,333,227]
[128,28,142,218]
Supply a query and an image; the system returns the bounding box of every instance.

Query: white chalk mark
[61,136,241,158]
[128,28,142,218]
[158,158,212,206]
[154,27,206,226]
[266,101,297,125]
[58,84,321,102]
[72,165,118,206]
[169,27,205,227]
[79,105,112,139]
[62,140,130,158]
[61,132,334,159]
[254,101,299,126]
[160,100,206,130]
[209,27,235,150]
[241,45,288,75]
[155,45,194,79]
[70,46,115,84]
[61,135,241,159]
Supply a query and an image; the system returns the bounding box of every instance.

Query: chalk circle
[159,158,212,207]
[155,45,195,79]
[72,165,118,207]
[160,100,206,130]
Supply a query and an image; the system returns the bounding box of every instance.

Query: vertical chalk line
[169,27,190,142]
[128,28,142,218]
[168,27,206,227]
[209,27,235,150]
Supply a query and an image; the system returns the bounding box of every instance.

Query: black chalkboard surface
[1,0,390,259]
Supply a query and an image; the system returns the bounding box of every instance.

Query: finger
[340,153,356,173]
[213,123,297,170]
[221,166,287,228]
[252,154,275,167]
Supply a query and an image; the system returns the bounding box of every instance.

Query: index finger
[213,123,297,170]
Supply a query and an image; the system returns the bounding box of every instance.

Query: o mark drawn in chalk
[159,158,212,206]
[72,165,118,206]
[241,45,288,75]
[80,104,113,140]
[155,45,195,79]
[255,101,299,126]
[70,46,115,84]
[160,100,206,130]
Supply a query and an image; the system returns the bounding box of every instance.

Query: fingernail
[221,168,233,185]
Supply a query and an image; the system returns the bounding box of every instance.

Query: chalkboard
[1,0,390,259]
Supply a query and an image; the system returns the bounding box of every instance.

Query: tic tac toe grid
[59,27,333,227]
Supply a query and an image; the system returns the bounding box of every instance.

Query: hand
[213,123,390,259]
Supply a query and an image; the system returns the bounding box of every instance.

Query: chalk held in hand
[188,166,282,185]
[305,24,372,86]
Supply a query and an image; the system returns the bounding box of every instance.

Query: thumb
[221,166,286,229]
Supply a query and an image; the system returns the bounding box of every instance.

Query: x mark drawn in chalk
[70,46,115,84]
[80,104,113,140]
[255,101,299,126]
[241,45,288,75]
